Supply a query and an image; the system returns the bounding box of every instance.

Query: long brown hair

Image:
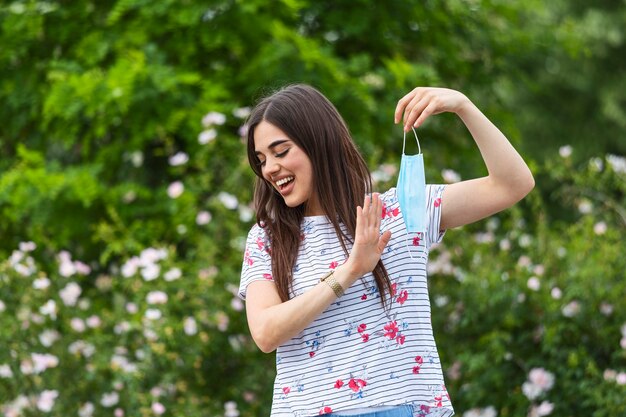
[246,84,391,306]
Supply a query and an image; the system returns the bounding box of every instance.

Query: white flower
[527,277,540,291]
[184,317,198,335]
[441,169,461,183]
[74,261,91,275]
[78,402,95,417]
[164,268,182,282]
[218,192,238,209]
[522,381,542,400]
[202,111,226,127]
[126,302,138,314]
[0,364,13,378]
[114,321,131,334]
[86,315,101,328]
[604,369,617,381]
[518,234,532,247]
[216,311,229,331]
[36,390,59,412]
[198,128,217,144]
[146,291,168,304]
[167,181,184,199]
[577,200,592,214]
[233,107,251,119]
[101,392,119,407]
[499,239,511,251]
[224,401,240,417]
[121,258,139,277]
[551,287,562,300]
[593,221,607,235]
[39,330,60,347]
[130,151,144,167]
[141,263,160,281]
[70,318,86,332]
[31,353,59,374]
[238,205,254,222]
[562,300,580,317]
[33,277,51,290]
[621,323,626,337]
[528,368,555,391]
[620,337,626,349]
[40,300,57,320]
[59,282,82,306]
[151,402,166,415]
[231,297,244,312]
[600,302,613,316]
[0,300,5,313]
[145,309,162,320]
[19,241,36,252]
[68,341,96,358]
[196,210,212,225]
[168,152,189,166]
[559,145,572,158]
[528,401,554,417]
[616,372,626,385]
[607,154,626,174]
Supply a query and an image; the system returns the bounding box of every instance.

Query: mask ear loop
[401,127,423,260]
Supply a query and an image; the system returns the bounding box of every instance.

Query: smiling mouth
[275,176,294,190]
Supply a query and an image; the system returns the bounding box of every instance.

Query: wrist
[335,261,361,287]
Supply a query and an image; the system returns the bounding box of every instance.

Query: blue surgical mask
[396,128,426,233]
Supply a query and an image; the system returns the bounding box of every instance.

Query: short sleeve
[425,184,447,248]
[238,223,273,300]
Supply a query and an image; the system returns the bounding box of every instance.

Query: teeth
[276,176,294,186]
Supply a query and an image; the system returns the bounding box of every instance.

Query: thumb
[377,230,392,253]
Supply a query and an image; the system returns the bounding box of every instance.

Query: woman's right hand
[344,193,392,278]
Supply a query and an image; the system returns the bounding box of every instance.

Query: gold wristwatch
[320,270,344,298]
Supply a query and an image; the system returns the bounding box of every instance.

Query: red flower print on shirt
[334,380,344,389]
[412,236,421,246]
[282,387,290,395]
[319,406,333,415]
[397,290,408,305]
[256,237,265,250]
[384,320,399,339]
[415,355,423,365]
[391,283,398,297]
[361,333,370,342]
[263,273,272,280]
[361,294,367,300]
[348,378,367,392]
[382,203,400,218]
[434,198,441,208]
[309,352,315,358]
[329,261,339,269]
[357,323,367,333]
[413,366,420,374]
[434,395,443,407]
[396,334,406,345]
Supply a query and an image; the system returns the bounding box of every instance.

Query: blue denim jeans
[325,405,413,417]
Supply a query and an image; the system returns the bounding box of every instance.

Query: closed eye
[257,149,289,168]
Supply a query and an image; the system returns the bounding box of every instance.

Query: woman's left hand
[394,87,471,131]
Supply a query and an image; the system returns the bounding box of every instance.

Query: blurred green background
[1,0,625,416]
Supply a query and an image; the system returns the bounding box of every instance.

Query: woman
[238,84,534,417]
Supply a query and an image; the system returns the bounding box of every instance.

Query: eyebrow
[254,139,290,156]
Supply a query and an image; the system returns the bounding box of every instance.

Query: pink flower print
[390,207,399,217]
[361,294,367,300]
[396,334,406,345]
[420,405,431,414]
[329,261,339,269]
[263,273,272,280]
[412,236,421,246]
[256,237,264,250]
[434,395,443,407]
[334,380,344,389]
[361,333,370,342]
[282,387,291,395]
[309,352,315,358]
[357,323,367,333]
[382,203,387,219]
[384,320,399,339]
[348,378,367,392]
[319,406,333,415]
[397,290,408,305]
[415,355,423,365]
[434,198,441,208]
[391,283,398,297]
[244,250,253,266]
[413,366,420,374]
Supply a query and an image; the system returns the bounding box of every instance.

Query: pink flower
[319,406,333,415]
[412,366,421,374]
[397,290,408,305]
[282,387,290,395]
[167,181,184,199]
[415,356,423,365]
[334,380,344,389]
[384,321,399,339]
[361,333,370,342]
[357,324,367,333]
[329,261,339,269]
[412,236,421,246]
[396,335,406,345]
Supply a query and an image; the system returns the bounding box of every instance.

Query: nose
[263,157,280,178]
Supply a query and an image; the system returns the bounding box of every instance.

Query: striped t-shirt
[239,185,454,417]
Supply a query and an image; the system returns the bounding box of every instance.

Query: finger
[394,89,418,124]
[372,193,382,230]
[361,195,370,229]
[404,97,430,132]
[377,230,392,253]
[355,206,363,238]
[413,101,438,128]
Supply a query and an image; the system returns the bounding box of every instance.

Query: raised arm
[394,87,535,230]
[244,193,392,353]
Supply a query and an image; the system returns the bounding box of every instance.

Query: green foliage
[0,0,625,416]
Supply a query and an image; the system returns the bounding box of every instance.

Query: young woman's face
[253,121,322,216]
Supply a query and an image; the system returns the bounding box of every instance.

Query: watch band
[321,270,344,298]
